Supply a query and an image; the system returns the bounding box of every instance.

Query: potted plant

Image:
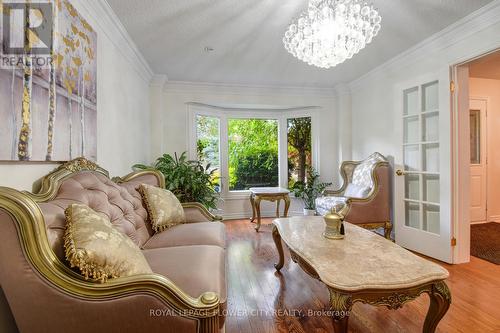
[291,167,332,216]
[133,152,220,210]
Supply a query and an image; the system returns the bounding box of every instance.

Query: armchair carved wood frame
[319,152,392,239]
[0,158,224,333]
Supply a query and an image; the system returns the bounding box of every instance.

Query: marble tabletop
[249,187,290,194]
[273,217,449,292]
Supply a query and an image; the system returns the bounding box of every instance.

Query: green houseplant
[291,167,332,215]
[133,152,219,210]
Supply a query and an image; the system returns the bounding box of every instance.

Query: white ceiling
[469,50,500,80]
[107,0,494,88]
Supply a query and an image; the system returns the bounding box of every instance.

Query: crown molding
[164,80,336,98]
[73,0,154,83]
[349,0,500,89]
[150,74,168,88]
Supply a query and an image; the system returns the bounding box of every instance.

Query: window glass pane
[228,118,279,191]
[405,201,420,229]
[404,116,419,144]
[423,204,440,234]
[287,117,312,188]
[404,87,419,116]
[422,81,439,111]
[196,115,220,192]
[470,110,480,164]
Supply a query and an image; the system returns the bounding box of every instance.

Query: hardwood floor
[224,218,500,333]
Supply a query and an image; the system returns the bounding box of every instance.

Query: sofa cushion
[142,222,226,249]
[143,246,226,303]
[315,196,348,216]
[64,204,152,282]
[344,183,370,199]
[138,184,185,232]
[39,172,152,261]
[351,152,386,188]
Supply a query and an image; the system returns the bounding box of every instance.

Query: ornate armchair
[315,152,392,239]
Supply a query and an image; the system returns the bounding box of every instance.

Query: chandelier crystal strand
[283,0,382,69]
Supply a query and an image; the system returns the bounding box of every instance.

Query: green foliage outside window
[228,119,279,190]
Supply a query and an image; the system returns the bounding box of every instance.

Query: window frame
[188,104,320,199]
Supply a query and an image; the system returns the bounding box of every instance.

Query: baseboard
[222,210,303,220]
[489,215,500,223]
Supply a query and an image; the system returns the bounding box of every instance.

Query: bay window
[188,104,318,198]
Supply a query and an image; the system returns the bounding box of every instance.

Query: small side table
[249,187,290,232]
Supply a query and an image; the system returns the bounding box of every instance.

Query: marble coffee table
[249,187,290,232]
[272,216,451,333]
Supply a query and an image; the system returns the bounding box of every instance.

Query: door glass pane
[404,116,419,144]
[227,118,279,191]
[470,110,480,164]
[404,145,419,171]
[405,174,420,200]
[422,81,439,111]
[422,112,439,142]
[287,117,312,188]
[423,174,440,203]
[423,143,439,172]
[404,87,419,116]
[196,115,221,192]
[405,201,420,229]
[423,204,440,234]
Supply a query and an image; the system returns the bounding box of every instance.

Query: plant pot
[303,208,316,216]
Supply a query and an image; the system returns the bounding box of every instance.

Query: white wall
[349,1,500,262]
[154,81,344,218]
[0,0,153,191]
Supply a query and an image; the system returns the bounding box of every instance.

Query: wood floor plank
[224,218,500,333]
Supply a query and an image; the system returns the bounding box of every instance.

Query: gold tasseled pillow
[138,184,186,232]
[64,204,153,283]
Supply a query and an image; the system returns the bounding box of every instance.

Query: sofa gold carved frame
[0,158,222,333]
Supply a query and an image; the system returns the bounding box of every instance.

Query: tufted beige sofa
[0,158,226,333]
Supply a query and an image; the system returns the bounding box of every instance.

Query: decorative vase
[303,208,316,216]
[323,212,345,240]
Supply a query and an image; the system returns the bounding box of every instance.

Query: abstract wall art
[0,0,97,161]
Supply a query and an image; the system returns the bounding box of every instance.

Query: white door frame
[450,48,500,263]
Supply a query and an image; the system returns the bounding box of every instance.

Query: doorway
[453,50,500,264]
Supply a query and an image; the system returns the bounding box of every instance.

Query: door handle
[396,169,405,176]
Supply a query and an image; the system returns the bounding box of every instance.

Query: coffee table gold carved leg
[255,196,262,232]
[283,195,291,217]
[272,225,284,271]
[328,289,352,333]
[250,194,256,223]
[423,281,451,333]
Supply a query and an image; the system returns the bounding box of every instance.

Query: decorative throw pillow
[138,184,186,232]
[64,204,153,283]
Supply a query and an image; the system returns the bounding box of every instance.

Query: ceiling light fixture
[283,0,381,69]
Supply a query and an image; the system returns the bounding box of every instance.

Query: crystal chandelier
[283,0,382,69]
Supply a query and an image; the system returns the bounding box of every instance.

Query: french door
[395,75,453,263]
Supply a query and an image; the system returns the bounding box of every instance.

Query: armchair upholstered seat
[315,152,392,239]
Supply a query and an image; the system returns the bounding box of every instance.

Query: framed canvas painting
[0,0,97,161]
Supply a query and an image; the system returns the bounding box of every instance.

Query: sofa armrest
[182,202,222,223]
